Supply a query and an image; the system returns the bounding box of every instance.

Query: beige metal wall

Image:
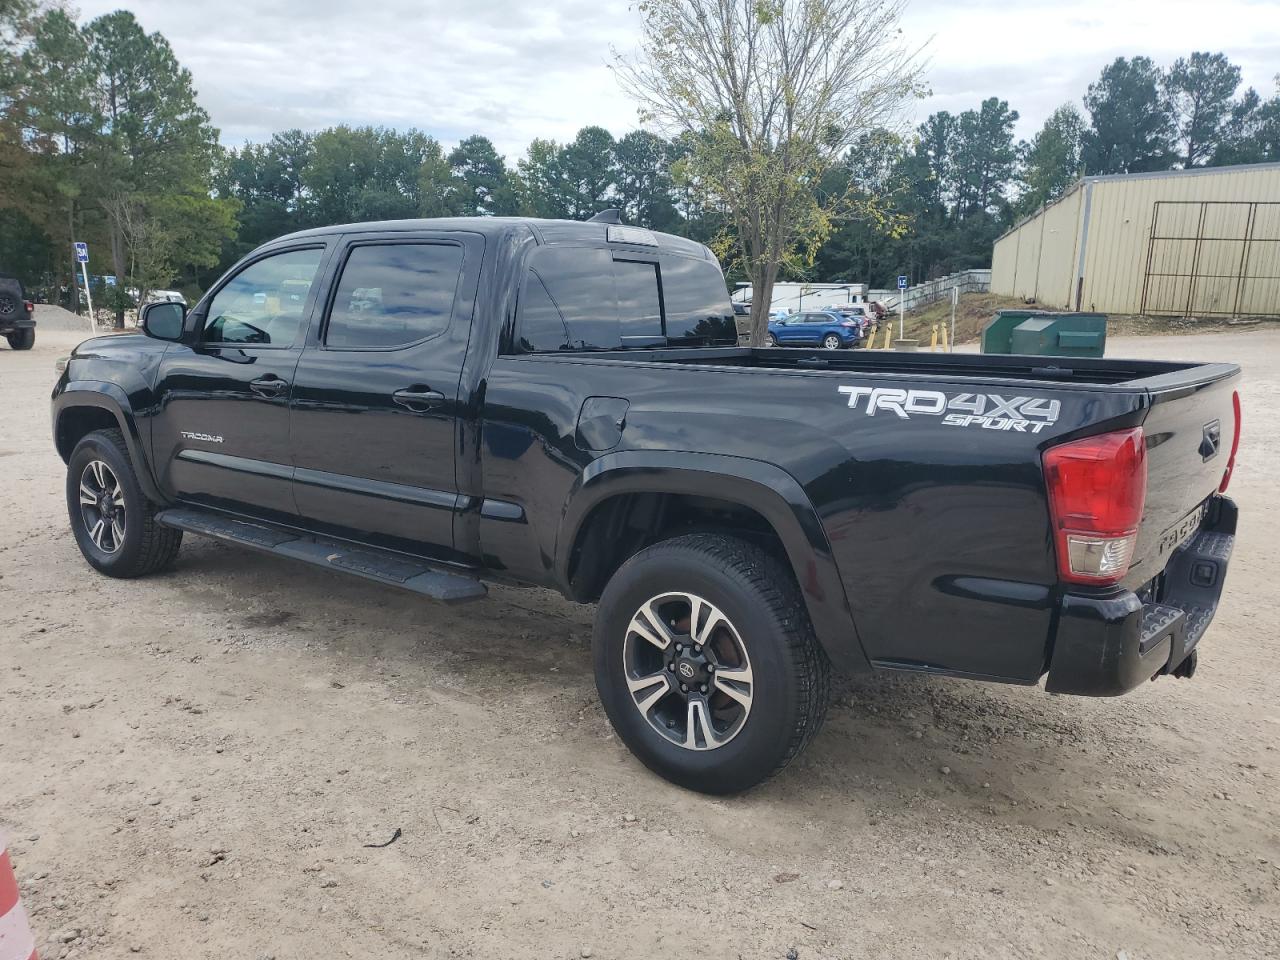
[991,163,1280,316]
[990,184,1084,309]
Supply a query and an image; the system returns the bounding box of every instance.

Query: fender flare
[53,380,164,503]
[556,450,869,673]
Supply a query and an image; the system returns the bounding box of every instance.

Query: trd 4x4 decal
[837,387,1061,434]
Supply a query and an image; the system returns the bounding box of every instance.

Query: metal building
[991,162,1280,318]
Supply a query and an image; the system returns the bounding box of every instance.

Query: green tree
[613,129,679,230]
[1211,78,1280,165]
[302,126,430,224]
[616,0,921,345]
[448,135,516,215]
[418,137,463,217]
[515,137,572,218]
[214,130,314,263]
[813,130,913,286]
[557,125,616,219]
[1082,56,1176,174]
[1017,103,1085,213]
[1165,52,1242,167]
[81,11,225,322]
[953,98,1019,216]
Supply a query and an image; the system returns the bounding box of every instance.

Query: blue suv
[767,309,865,349]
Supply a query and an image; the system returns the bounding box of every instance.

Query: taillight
[1219,390,1241,493]
[1043,427,1147,586]
[839,320,857,327]
[24,300,33,313]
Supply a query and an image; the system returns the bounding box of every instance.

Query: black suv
[0,275,35,350]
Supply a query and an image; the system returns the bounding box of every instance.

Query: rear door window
[513,245,733,352]
[325,242,463,349]
[518,247,618,351]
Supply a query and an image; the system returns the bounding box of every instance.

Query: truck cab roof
[272,217,714,260]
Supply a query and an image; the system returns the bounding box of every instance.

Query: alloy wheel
[79,459,126,554]
[622,591,754,751]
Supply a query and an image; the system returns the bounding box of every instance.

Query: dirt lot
[2,327,1277,960]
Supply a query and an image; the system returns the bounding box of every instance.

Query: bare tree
[616,0,922,345]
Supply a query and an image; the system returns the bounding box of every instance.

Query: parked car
[146,290,187,306]
[828,304,877,335]
[768,309,865,349]
[0,275,36,350]
[51,215,1241,794]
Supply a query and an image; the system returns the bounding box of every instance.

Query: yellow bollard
[941,322,949,352]
[881,323,892,350]
[929,323,939,351]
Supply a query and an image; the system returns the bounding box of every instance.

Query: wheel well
[55,406,120,462]
[567,493,790,602]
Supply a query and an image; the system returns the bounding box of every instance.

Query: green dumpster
[982,310,1107,357]
[981,309,1045,354]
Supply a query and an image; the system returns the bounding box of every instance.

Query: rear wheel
[66,428,182,577]
[6,327,33,350]
[822,333,842,350]
[593,533,830,794]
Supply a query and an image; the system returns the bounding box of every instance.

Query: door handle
[250,376,288,398]
[393,387,445,412]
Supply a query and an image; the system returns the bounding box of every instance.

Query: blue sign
[74,242,89,263]
[897,275,908,290]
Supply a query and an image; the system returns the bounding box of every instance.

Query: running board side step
[155,508,487,602]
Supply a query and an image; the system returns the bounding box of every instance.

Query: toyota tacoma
[51,215,1241,793]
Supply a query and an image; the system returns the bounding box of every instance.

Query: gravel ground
[2,329,1277,960]
[29,304,100,334]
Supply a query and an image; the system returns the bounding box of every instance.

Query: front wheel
[821,334,842,350]
[593,534,830,794]
[767,332,779,347]
[66,428,182,577]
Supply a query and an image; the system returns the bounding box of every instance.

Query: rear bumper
[0,317,34,334]
[1045,495,1236,696]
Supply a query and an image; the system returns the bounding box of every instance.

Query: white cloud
[73,0,1280,157]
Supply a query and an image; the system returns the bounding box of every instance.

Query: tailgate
[1124,368,1240,589]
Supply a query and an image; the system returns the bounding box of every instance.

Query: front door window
[203,248,324,346]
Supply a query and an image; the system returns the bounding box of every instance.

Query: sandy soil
[2,329,1277,960]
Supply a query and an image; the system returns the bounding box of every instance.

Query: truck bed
[534,345,1237,391]
[495,343,1240,686]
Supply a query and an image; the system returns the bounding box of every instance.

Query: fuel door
[576,396,629,452]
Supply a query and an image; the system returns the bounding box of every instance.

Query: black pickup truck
[51,216,1241,793]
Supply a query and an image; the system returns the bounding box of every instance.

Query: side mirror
[141,301,186,341]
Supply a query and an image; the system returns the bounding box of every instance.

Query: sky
[73,0,1280,158]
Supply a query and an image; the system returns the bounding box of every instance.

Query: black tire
[66,428,182,578]
[821,333,842,350]
[767,332,779,347]
[593,533,830,794]
[6,327,34,350]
